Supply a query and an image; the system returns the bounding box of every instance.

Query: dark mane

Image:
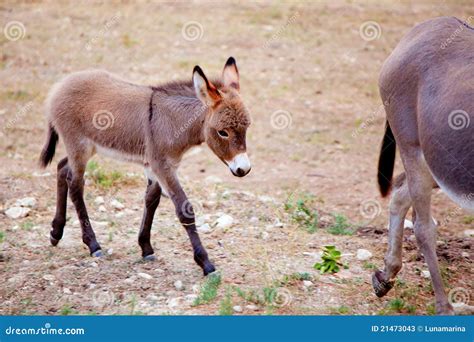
[150,78,223,98]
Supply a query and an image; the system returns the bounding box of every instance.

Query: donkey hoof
[372,270,394,297]
[50,235,60,246]
[91,249,104,258]
[203,264,216,276]
[143,254,156,262]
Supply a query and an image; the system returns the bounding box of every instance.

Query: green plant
[87,160,122,188]
[327,214,353,235]
[193,272,222,306]
[285,193,319,233]
[21,221,34,231]
[314,245,343,274]
[335,305,350,314]
[60,304,78,315]
[362,261,377,270]
[0,231,5,243]
[387,298,405,312]
[218,289,234,315]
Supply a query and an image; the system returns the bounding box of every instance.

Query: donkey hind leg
[138,179,162,261]
[404,154,453,315]
[50,157,70,246]
[373,173,412,297]
[66,154,103,257]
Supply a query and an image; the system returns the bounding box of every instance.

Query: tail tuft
[39,124,59,168]
[377,122,396,197]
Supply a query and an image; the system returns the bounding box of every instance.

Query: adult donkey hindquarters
[39,57,251,275]
[373,17,473,314]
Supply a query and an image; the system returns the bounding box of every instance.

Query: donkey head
[193,57,251,177]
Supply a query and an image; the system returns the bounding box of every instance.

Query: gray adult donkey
[39,57,251,275]
[373,17,473,314]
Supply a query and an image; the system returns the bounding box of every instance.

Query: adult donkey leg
[50,157,70,246]
[373,173,412,297]
[154,164,215,275]
[138,179,162,261]
[67,159,103,257]
[403,153,453,315]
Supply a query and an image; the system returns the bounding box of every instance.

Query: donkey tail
[39,123,59,168]
[377,121,396,197]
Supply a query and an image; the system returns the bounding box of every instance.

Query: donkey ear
[222,57,239,91]
[193,66,221,106]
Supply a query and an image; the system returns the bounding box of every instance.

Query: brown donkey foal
[39,57,251,275]
[373,17,473,314]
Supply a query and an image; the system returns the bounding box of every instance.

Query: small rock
[197,223,211,233]
[42,274,55,281]
[215,214,234,229]
[258,195,276,203]
[94,196,105,205]
[404,219,414,229]
[63,287,72,294]
[249,216,259,224]
[261,231,269,240]
[138,272,153,280]
[167,297,182,309]
[461,252,469,258]
[174,280,184,291]
[185,294,198,304]
[245,304,258,311]
[273,218,284,228]
[356,249,373,261]
[421,270,430,279]
[303,280,313,287]
[5,207,30,219]
[90,261,98,268]
[16,197,36,208]
[192,284,200,293]
[463,229,474,237]
[107,248,113,255]
[111,199,124,210]
[205,175,222,184]
[233,305,243,313]
[98,205,107,212]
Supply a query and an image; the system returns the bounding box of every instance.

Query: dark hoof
[91,249,104,258]
[372,270,394,297]
[203,263,216,276]
[143,254,156,262]
[50,234,60,246]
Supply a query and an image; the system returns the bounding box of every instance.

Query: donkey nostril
[236,168,246,177]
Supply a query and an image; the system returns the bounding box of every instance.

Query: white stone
[356,249,373,261]
[192,284,200,293]
[174,280,184,291]
[273,218,284,228]
[215,214,234,229]
[43,274,55,281]
[404,219,414,229]
[245,304,258,311]
[94,196,105,205]
[464,229,474,237]
[138,272,153,280]
[258,195,276,203]
[167,297,182,309]
[205,175,223,184]
[462,252,469,258]
[233,305,243,313]
[303,280,313,287]
[98,205,107,212]
[197,223,211,233]
[249,216,259,224]
[16,197,36,208]
[111,199,125,210]
[185,294,198,304]
[5,207,30,219]
[421,270,430,279]
[63,287,72,294]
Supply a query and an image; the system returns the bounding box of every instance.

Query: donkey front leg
[66,166,103,257]
[138,179,162,260]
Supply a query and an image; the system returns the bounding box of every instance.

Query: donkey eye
[217,130,229,138]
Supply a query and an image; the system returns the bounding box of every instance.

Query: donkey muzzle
[228,153,251,177]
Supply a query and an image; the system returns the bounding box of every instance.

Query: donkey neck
[149,81,208,152]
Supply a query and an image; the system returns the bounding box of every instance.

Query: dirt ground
[0,1,472,315]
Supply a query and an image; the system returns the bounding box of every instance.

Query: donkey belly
[94,143,145,165]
